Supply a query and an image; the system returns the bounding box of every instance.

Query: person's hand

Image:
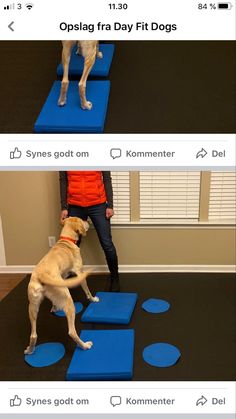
[60,209,68,224]
[106,208,114,219]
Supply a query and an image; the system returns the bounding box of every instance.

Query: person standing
[59,171,120,292]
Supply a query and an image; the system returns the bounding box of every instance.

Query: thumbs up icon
[10,395,22,407]
[10,147,22,159]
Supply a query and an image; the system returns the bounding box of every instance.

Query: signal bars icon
[4,3,14,10]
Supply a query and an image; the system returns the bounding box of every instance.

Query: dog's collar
[59,236,77,244]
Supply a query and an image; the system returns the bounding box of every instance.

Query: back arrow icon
[8,21,14,31]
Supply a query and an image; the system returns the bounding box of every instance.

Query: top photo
[0,40,235,134]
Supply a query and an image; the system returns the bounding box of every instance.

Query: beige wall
[0,172,61,265]
[0,172,235,266]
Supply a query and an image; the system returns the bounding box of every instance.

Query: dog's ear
[60,218,66,226]
[78,218,87,236]
[65,217,87,236]
[66,217,85,236]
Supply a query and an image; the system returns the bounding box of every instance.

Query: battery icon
[217,3,232,8]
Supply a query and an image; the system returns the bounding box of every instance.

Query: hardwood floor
[0,274,26,301]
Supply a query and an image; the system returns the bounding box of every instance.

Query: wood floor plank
[0,274,26,301]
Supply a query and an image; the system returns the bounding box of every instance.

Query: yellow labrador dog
[58,41,103,110]
[24,217,99,355]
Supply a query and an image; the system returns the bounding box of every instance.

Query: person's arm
[102,171,114,219]
[59,172,68,222]
[102,171,113,208]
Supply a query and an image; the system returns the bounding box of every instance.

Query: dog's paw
[82,341,93,350]
[93,296,99,303]
[88,295,99,303]
[58,98,66,107]
[97,51,103,59]
[24,347,34,355]
[50,305,58,313]
[81,101,92,110]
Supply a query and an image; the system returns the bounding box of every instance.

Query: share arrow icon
[196,395,208,406]
[196,148,208,158]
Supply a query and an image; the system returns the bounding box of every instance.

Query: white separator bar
[1,381,235,414]
[0,134,235,170]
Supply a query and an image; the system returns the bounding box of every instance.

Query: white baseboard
[0,264,235,274]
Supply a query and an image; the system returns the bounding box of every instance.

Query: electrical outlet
[48,236,56,247]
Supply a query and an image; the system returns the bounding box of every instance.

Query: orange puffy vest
[67,171,107,207]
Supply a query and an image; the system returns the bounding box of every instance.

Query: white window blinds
[208,172,236,221]
[139,172,201,221]
[111,172,130,223]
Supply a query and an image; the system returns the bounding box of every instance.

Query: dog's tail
[37,269,93,288]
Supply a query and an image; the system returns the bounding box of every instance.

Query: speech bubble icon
[110,396,122,407]
[110,148,122,159]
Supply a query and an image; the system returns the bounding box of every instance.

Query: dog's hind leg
[24,300,41,355]
[79,42,97,110]
[58,41,74,106]
[64,298,93,350]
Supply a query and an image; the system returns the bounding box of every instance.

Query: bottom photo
[0,170,235,381]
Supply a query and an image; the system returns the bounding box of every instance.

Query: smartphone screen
[0,1,235,418]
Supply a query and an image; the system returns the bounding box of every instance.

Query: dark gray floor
[0,41,235,133]
[0,273,235,381]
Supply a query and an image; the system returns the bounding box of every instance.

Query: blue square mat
[66,329,134,380]
[81,292,138,324]
[57,44,115,77]
[34,80,110,133]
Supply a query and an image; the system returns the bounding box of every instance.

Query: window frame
[110,171,236,227]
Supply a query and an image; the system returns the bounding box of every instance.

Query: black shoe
[109,277,120,292]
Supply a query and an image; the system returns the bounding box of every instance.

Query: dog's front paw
[58,98,66,107]
[97,51,103,59]
[81,101,92,110]
[93,296,99,303]
[88,295,99,303]
[82,341,93,350]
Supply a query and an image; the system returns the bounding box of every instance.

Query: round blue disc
[143,342,181,367]
[24,342,65,367]
[142,298,170,314]
[54,302,83,317]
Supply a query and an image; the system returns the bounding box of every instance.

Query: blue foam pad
[34,80,110,133]
[57,44,115,77]
[143,343,181,368]
[53,302,83,317]
[24,343,65,368]
[66,329,134,380]
[142,298,170,314]
[81,292,138,324]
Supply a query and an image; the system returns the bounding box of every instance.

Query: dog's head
[61,217,89,236]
